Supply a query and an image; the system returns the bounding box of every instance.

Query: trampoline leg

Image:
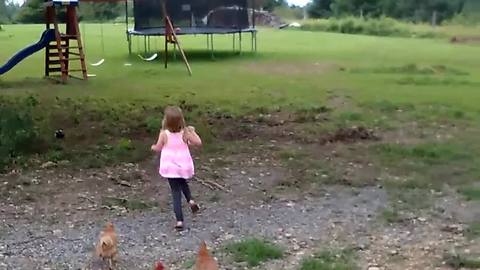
[136,36,140,55]
[254,31,258,53]
[147,36,151,53]
[210,34,214,60]
[173,43,177,61]
[128,34,132,55]
[206,34,209,51]
[164,33,168,69]
[233,33,235,53]
[239,32,242,55]
[251,32,253,52]
[144,36,147,54]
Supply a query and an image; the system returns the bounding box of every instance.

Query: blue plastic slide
[0,29,56,75]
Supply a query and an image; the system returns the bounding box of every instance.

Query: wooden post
[125,0,129,40]
[164,20,168,69]
[45,6,52,78]
[166,16,192,75]
[161,0,192,75]
[239,31,242,54]
[252,0,256,29]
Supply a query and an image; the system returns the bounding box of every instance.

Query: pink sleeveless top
[159,130,194,179]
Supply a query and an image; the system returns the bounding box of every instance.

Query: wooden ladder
[45,5,87,83]
[161,1,192,76]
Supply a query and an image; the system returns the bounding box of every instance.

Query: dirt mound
[322,126,379,144]
[251,9,284,27]
[244,62,339,76]
[450,36,480,44]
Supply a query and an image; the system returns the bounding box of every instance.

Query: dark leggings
[168,178,193,222]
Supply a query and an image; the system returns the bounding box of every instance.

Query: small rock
[442,224,464,234]
[389,250,399,256]
[58,160,70,166]
[41,161,56,169]
[119,180,132,187]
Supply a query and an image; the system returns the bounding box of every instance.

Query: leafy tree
[17,0,123,23]
[307,0,334,18]
[331,0,384,17]
[16,0,47,23]
[307,0,466,23]
[5,1,21,22]
[79,3,123,22]
[259,0,288,11]
[0,0,7,23]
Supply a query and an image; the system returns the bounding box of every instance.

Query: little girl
[151,106,202,231]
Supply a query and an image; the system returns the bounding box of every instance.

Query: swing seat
[90,59,105,66]
[138,53,158,61]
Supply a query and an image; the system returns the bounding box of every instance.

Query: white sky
[288,0,311,7]
[11,0,312,7]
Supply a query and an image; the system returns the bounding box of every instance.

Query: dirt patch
[243,61,340,76]
[450,36,480,45]
[321,126,379,144]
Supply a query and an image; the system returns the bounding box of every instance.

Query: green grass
[466,222,480,239]
[373,142,480,188]
[444,254,480,269]
[1,24,480,111]
[459,187,480,201]
[300,249,358,270]
[375,143,473,165]
[380,208,403,224]
[225,238,283,267]
[101,196,157,210]
[1,24,480,190]
[181,258,196,269]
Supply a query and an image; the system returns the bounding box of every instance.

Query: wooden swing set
[44,0,191,83]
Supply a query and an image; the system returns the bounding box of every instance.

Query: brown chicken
[154,261,165,270]
[195,241,219,270]
[95,222,118,269]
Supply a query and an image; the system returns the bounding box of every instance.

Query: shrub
[300,16,437,38]
[300,249,358,270]
[225,238,283,267]
[0,98,40,169]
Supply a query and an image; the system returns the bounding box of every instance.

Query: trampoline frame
[125,0,258,58]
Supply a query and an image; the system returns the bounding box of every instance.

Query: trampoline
[128,27,256,36]
[126,0,258,56]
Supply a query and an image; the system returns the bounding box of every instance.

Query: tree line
[1,0,478,25]
[261,0,476,24]
[309,0,470,23]
[0,0,124,24]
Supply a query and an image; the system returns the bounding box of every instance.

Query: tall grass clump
[300,16,437,38]
[0,96,41,170]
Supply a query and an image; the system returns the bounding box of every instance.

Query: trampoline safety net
[133,0,251,31]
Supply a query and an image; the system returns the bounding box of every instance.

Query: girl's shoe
[175,221,184,231]
[190,203,200,214]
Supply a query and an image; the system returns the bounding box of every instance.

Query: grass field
[1,23,480,269]
[1,24,480,110]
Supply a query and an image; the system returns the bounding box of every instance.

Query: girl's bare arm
[151,130,167,152]
[184,126,202,146]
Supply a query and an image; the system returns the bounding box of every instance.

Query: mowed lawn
[1,24,480,113]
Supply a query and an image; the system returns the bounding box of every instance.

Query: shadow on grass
[134,49,258,64]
